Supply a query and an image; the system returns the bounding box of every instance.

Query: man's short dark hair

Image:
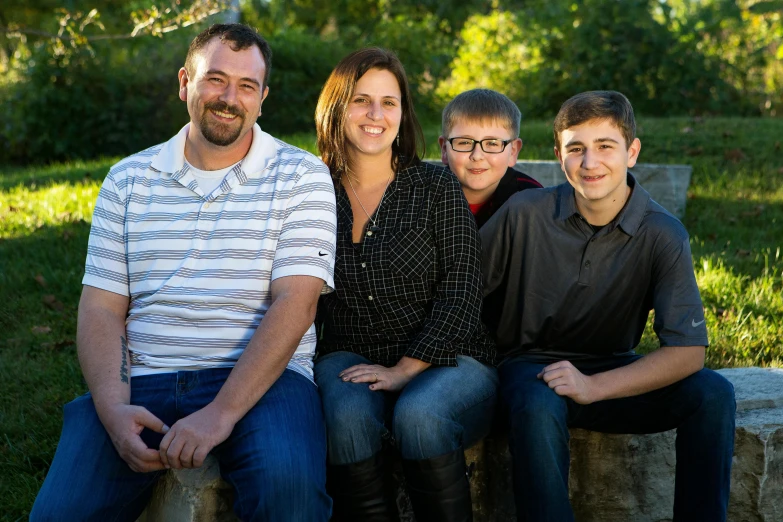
[553,91,636,151]
[442,88,521,139]
[185,24,272,88]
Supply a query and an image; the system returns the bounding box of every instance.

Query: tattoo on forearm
[120,335,130,384]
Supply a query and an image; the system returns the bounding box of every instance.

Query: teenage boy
[440,89,542,230]
[480,90,735,522]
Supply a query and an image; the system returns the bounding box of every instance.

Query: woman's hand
[339,356,431,392]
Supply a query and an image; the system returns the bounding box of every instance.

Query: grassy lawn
[1,117,782,519]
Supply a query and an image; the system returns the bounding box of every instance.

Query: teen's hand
[339,357,431,392]
[159,403,235,469]
[538,361,600,404]
[100,403,169,473]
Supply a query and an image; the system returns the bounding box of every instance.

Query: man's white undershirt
[188,160,241,195]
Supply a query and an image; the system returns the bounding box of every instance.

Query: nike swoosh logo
[692,319,705,327]
[318,251,328,257]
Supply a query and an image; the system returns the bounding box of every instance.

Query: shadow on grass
[684,196,783,277]
[0,220,90,520]
[0,159,115,192]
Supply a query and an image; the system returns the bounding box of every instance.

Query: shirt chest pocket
[387,227,435,280]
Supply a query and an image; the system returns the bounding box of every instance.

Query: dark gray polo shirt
[480,174,709,361]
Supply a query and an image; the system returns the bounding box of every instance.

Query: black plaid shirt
[317,160,495,367]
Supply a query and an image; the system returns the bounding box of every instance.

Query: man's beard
[200,101,247,146]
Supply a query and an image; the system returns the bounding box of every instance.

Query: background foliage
[1,0,781,165]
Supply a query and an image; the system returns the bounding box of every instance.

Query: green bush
[436,0,753,118]
[262,30,349,135]
[1,34,193,164]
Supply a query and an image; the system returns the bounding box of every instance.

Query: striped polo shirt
[83,123,336,380]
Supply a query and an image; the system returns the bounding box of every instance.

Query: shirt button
[584,260,591,268]
[366,230,373,237]
[205,202,211,208]
[367,295,373,301]
[361,262,366,268]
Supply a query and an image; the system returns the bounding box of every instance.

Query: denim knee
[392,398,461,459]
[505,382,568,439]
[679,368,736,422]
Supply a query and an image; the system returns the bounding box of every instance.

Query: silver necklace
[344,169,393,237]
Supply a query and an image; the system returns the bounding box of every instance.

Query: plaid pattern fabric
[318,160,495,367]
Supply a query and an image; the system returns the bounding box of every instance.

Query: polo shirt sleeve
[82,171,130,297]
[405,173,486,366]
[651,231,709,348]
[271,158,337,293]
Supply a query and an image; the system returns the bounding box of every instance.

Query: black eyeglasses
[447,137,514,154]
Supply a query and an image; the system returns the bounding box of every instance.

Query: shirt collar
[556,172,650,236]
[150,123,278,181]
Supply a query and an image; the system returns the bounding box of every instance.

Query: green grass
[1,117,782,519]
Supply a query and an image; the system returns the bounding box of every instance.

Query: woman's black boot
[328,452,399,522]
[401,448,473,522]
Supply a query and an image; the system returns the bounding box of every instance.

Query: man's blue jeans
[499,355,736,522]
[314,351,498,464]
[30,368,331,522]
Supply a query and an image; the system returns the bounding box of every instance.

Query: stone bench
[137,367,783,521]
[423,160,693,219]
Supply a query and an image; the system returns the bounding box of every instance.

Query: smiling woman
[313,48,497,522]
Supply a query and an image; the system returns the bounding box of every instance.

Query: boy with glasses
[439,89,542,230]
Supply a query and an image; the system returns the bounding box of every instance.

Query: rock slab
[137,367,783,521]
[424,159,692,219]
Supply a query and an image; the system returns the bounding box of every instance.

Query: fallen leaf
[724,149,746,162]
[681,126,693,134]
[34,274,47,287]
[736,249,751,257]
[31,325,52,335]
[687,192,697,200]
[42,294,65,311]
[8,206,18,212]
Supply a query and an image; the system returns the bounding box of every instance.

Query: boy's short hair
[442,89,521,138]
[553,90,636,151]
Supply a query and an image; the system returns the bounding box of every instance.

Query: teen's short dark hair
[553,91,636,150]
[315,47,425,180]
[185,24,272,88]
[442,88,521,138]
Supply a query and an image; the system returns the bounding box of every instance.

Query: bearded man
[31,24,336,522]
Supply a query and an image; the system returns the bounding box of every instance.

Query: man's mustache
[204,101,245,118]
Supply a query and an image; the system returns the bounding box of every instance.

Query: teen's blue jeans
[314,351,498,464]
[499,355,736,522]
[30,368,331,522]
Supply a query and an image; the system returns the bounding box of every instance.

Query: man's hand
[100,403,169,473]
[159,402,235,469]
[538,361,599,405]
